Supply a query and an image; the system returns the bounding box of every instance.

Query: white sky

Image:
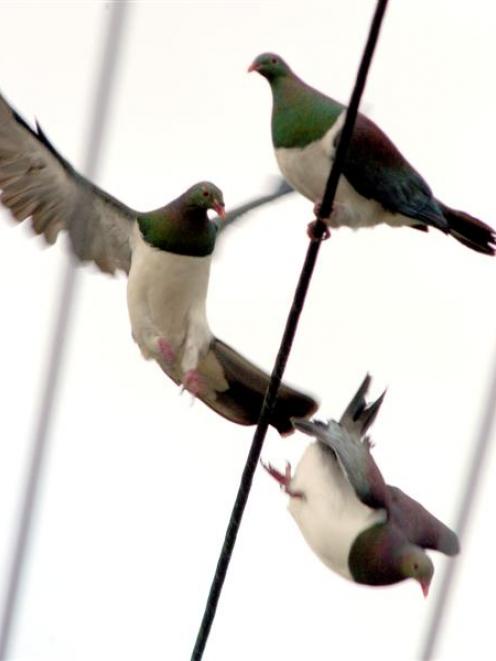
[0,1,495,660]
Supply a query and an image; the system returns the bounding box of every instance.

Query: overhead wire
[421,349,496,659]
[0,4,129,658]
[190,1,390,658]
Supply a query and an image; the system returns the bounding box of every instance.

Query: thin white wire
[421,347,496,659]
[0,4,129,658]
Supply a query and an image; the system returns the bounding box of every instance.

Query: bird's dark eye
[271,57,277,64]
[203,191,209,197]
[413,563,419,570]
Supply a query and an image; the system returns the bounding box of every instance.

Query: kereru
[262,376,459,594]
[0,92,318,434]
[249,53,495,254]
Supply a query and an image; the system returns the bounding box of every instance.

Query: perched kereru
[263,376,459,594]
[0,92,318,434]
[249,53,495,254]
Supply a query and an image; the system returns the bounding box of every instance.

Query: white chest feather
[288,442,385,580]
[127,225,212,373]
[275,114,345,203]
[275,113,411,230]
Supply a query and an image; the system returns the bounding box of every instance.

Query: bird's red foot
[313,200,323,217]
[182,369,206,397]
[157,338,176,364]
[307,220,331,241]
[261,460,304,498]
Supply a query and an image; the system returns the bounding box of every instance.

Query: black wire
[421,348,496,659]
[190,2,389,658]
[0,5,129,659]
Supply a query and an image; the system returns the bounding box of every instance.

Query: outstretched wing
[157,336,318,436]
[387,485,460,556]
[340,114,448,231]
[0,92,136,274]
[293,375,388,510]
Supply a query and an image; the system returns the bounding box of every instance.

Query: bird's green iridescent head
[138,181,225,256]
[248,53,292,82]
[399,547,434,597]
[184,181,225,218]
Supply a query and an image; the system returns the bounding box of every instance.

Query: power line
[421,348,496,659]
[190,1,390,659]
[0,5,129,658]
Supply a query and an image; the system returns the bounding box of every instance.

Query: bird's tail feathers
[190,337,318,435]
[293,377,388,509]
[292,375,385,445]
[439,202,496,255]
[340,374,385,438]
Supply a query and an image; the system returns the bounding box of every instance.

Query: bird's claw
[261,460,291,487]
[313,200,323,217]
[181,369,206,397]
[260,460,303,498]
[157,338,176,364]
[307,220,331,242]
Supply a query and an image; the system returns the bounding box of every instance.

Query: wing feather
[387,486,459,555]
[156,336,318,435]
[0,93,136,274]
[293,376,388,510]
[340,115,448,230]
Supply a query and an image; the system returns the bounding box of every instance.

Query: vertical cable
[0,4,129,658]
[191,2,389,659]
[421,350,496,659]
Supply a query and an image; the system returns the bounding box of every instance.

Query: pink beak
[214,201,225,219]
[421,580,430,598]
[247,61,258,73]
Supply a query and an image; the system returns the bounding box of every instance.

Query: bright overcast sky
[0,2,495,660]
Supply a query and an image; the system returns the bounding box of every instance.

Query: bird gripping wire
[191,1,390,659]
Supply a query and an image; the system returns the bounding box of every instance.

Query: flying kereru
[0,92,318,434]
[249,53,495,254]
[262,376,459,594]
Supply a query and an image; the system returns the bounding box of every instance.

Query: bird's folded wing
[157,337,318,435]
[339,114,448,230]
[293,376,388,509]
[0,93,135,274]
[294,417,388,510]
[387,485,460,556]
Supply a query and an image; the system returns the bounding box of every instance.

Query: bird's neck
[348,522,408,587]
[270,75,344,149]
[137,207,217,257]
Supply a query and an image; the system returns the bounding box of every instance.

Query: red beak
[247,61,258,73]
[213,201,225,219]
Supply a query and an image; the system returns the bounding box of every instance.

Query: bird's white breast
[288,442,385,580]
[275,114,345,203]
[127,224,212,373]
[275,112,410,229]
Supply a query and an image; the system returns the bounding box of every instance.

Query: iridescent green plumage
[250,52,496,254]
[250,52,343,148]
[137,182,222,257]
